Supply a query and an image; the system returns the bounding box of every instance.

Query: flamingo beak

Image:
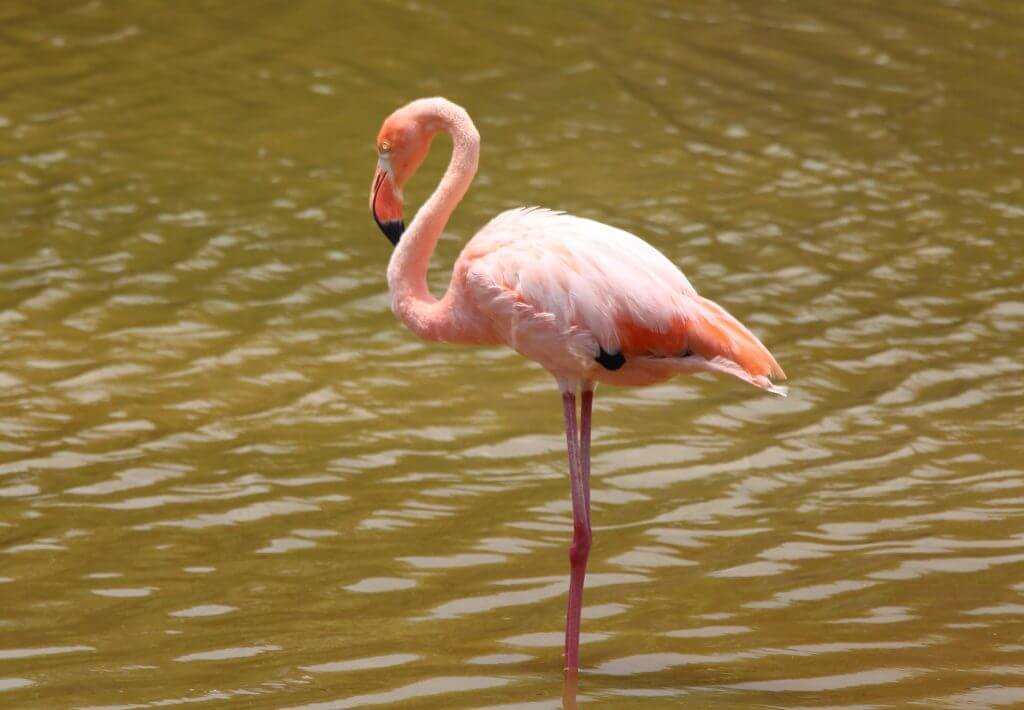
[370,161,404,247]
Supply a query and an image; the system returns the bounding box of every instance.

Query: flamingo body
[458,206,785,392]
[369,97,786,671]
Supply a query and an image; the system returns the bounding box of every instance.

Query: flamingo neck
[387,101,480,342]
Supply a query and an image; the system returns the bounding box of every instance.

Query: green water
[2,1,1024,707]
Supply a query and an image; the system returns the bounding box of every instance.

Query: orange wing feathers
[614,297,784,381]
[615,315,688,358]
[686,297,786,380]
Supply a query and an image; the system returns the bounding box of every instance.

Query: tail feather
[687,296,786,384]
[665,354,788,397]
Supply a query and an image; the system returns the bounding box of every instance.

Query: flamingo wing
[462,208,785,391]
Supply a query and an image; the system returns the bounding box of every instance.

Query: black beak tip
[376,219,405,247]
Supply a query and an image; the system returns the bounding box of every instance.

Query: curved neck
[386,103,479,341]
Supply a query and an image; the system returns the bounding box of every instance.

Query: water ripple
[1,1,1023,707]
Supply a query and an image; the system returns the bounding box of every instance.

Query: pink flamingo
[369,97,786,671]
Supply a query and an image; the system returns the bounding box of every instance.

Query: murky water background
[2,1,1024,707]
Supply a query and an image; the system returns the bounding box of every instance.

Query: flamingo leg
[580,385,594,513]
[562,389,592,671]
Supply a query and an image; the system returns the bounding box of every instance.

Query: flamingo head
[370,106,436,246]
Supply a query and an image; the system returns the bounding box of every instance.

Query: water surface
[2,1,1024,707]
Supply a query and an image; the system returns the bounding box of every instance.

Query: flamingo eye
[379,140,391,154]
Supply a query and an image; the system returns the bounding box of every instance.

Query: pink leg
[580,386,594,513]
[562,390,592,672]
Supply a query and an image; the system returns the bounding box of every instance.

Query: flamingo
[368,97,786,672]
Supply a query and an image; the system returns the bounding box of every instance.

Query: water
[2,1,1024,707]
